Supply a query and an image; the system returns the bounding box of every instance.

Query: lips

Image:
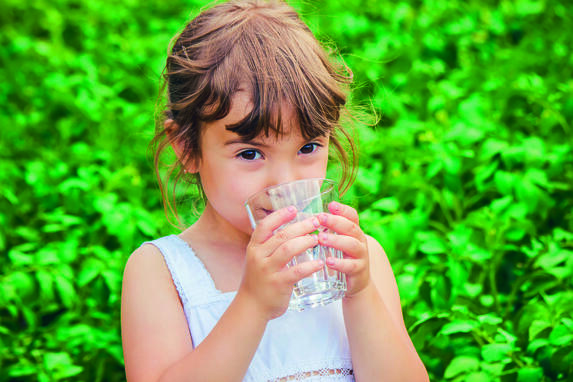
[254,206,274,220]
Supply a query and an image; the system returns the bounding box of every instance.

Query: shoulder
[122,242,193,381]
[124,242,169,279]
[122,241,185,321]
[365,235,405,327]
[122,242,183,328]
[122,243,175,296]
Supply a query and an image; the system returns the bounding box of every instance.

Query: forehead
[218,91,303,141]
[202,106,321,149]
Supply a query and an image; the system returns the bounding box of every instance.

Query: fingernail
[318,214,327,224]
[312,234,319,244]
[330,201,340,212]
[312,218,320,228]
[318,232,327,242]
[288,206,296,213]
[326,257,335,266]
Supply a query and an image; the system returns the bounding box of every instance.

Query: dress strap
[143,235,232,306]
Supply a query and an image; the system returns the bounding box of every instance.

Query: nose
[266,161,300,187]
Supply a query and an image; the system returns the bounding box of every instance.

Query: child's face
[196,91,330,237]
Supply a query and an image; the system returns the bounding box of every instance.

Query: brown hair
[152,0,358,227]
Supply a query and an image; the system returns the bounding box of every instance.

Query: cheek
[307,151,330,178]
[224,178,260,212]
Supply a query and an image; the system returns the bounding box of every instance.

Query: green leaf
[480,295,494,307]
[517,367,544,382]
[464,283,483,298]
[505,228,526,241]
[529,320,551,340]
[8,250,34,265]
[481,343,512,362]
[78,261,102,287]
[480,361,506,376]
[54,275,76,308]
[44,352,71,370]
[8,364,38,377]
[371,197,400,213]
[467,245,492,261]
[481,139,509,159]
[447,225,472,249]
[444,356,480,379]
[507,203,529,219]
[494,171,515,195]
[6,271,35,300]
[549,324,573,346]
[477,314,502,326]
[58,178,91,192]
[440,320,478,335]
[102,270,121,294]
[44,352,84,379]
[516,1,545,16]
[466,371,491,382]
[527,338,549,353]
[137,218,158,237]
[36,270,55,301]
[426,161,442,179]
[490,195,513,214]
[396,274,418,301]
[536,249,569,270]
[419,238,447,254]
[515,179,541,210]
[553,228,573,242]
[474,160,499,190]
[525,168,549,188]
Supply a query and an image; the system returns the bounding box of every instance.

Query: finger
[325,256,362,275]
[281,259,325,285]
[264,216,321,254]
[251,206,297,244]
[317,213,365,241]
[270,234,319,269]
[328,201,359,225]
[318,232,364,259]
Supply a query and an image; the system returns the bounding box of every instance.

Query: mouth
[252,206,274,220]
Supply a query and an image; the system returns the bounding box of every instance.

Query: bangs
[194,9,350,141]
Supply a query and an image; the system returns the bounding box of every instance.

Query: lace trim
[268,368,353,381]
[171,235,236,306]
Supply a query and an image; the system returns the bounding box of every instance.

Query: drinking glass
[245,178,346,311]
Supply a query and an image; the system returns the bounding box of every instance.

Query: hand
[317,201,370,298]
[239,206,325,320]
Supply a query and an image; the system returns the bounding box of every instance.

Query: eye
[237,149,262,161]
[299,143,321,155]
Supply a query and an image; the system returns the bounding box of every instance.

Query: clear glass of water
[244,178,346,311]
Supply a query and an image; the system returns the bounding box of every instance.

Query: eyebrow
[224,135,327,147]
[223,139,269,148]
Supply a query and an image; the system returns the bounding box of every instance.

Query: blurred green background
[1,0,572,380]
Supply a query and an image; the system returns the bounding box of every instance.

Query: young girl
[121,1,428,381]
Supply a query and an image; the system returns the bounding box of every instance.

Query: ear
[164,119,200,174]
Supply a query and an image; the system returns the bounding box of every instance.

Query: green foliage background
[1,0,572,380]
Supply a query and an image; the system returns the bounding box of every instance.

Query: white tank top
[145,235,354,381]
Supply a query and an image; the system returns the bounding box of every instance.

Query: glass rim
[244,177,336,206]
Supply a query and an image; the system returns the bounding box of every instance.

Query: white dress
[144,235,354,381]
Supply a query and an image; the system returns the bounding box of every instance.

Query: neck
[187,203,252,253]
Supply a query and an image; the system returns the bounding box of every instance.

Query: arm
[317,203,428,381]
[121,207,325,381]
[121,244,269,382]
[342,237,428,381]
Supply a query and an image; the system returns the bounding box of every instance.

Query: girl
[121,0,429,381]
